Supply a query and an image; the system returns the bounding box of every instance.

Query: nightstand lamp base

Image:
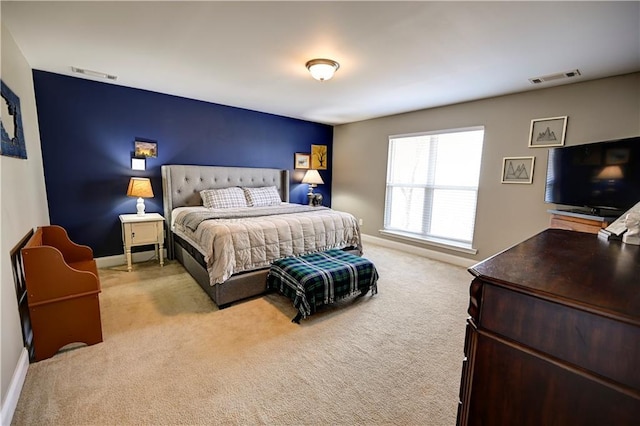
[136,197,146,215]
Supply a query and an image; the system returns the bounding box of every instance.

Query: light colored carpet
[11,243,471,425]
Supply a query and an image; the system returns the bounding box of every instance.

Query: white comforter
[172,204,361,284]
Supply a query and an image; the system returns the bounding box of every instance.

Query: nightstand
[119,213,165,271]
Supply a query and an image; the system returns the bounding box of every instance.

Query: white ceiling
[2,1,639,125]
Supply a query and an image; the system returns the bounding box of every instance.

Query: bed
[161,164,362,307]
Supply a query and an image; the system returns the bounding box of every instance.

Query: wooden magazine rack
[21,225,103,361]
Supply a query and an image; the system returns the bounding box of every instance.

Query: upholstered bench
[267,249,379,323]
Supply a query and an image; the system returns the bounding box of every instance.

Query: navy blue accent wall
[33,70,333,257]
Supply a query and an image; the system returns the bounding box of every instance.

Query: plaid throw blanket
[267,249,379,321]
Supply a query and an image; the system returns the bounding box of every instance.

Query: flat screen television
[544,136,640,216]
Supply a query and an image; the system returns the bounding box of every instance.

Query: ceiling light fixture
[305,58,340,81]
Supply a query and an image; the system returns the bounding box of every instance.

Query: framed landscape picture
[294,153,310,169]
[134,140,158,158]
[501,156,535,184]
[529,116,567,148]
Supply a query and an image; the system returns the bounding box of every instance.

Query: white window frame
[381,126,484,254]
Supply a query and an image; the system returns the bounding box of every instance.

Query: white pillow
[243,186,282,207]
[200,187,247,209]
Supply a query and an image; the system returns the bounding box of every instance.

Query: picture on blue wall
[134,140,157,158]
[295,152,310,169]
[311,144,327,170]
[1,80,27,159]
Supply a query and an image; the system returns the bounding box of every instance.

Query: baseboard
[361,233,476,268]
[95,249,167,268]
[1,348,29,426]
[98,240,472,269]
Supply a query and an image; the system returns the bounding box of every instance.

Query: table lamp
[302,169,324,205]
[126,177,154,215]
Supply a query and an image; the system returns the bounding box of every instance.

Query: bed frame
[161,164,291,307]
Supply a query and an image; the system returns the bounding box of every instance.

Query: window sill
[379,230,478,255]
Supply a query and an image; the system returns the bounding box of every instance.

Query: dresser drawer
[464,332,640,425]
[479,283,640,390]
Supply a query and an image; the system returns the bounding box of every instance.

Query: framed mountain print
[502,156,535,184]
[529,116,567,148]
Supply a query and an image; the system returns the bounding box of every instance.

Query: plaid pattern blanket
[267,249,378,321]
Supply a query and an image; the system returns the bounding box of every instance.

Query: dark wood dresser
[457,229,640,425]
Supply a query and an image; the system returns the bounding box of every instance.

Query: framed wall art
[311,144,328,170]
[294,152,310,169]
[1,80,27,159]
[528,116,567,148]
[501,156,535,184]
[134,140,158,158]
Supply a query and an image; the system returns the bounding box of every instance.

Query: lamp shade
[302,169,324,185]
[126,177,154,198]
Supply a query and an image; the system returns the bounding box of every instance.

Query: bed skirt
[172,234,362,308]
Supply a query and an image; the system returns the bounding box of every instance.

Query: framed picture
[501,156,535,184]
[311,144,328,170]
[294,152,310,169]
[528,116,567,147]
[134,140,157,158]
[1,80,27,159]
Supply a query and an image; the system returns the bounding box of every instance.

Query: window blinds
[384,128,484,249]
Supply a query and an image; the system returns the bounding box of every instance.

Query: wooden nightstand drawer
[130,222,159,244]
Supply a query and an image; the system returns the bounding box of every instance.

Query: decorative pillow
[243,186,282,207]
[200,187,247,209]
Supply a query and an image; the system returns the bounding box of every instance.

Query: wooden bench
[21,225,103,361]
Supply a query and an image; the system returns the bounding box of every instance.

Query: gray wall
[1,23,49,418]
[332,73,640,262]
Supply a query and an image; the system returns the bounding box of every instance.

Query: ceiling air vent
[529,69,581,84]
[71,66,118,81]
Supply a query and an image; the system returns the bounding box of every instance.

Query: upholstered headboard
[161,164,290,258]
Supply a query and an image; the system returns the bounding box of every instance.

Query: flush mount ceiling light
[305,58,340,81]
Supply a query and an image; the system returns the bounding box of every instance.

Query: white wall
[333,73,640,262]
[1,22,49,420]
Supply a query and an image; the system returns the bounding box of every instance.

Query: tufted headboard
[161,164,290,257]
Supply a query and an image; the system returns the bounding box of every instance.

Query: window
[383,127,484,252]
